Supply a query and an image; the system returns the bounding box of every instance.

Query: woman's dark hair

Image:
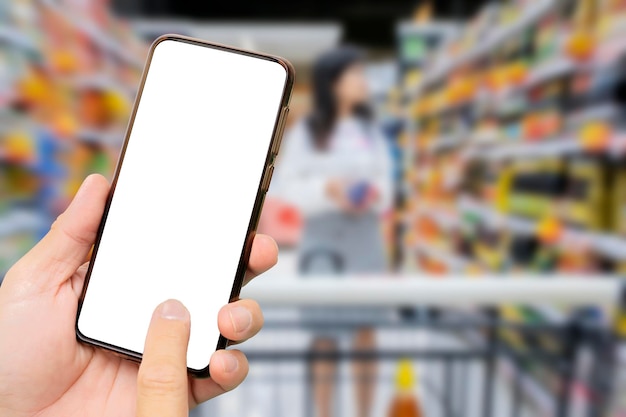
[308,46,371,149]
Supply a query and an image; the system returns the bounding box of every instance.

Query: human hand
[326,179,379,214]
[0,174,278,417]
[326,179,359,214]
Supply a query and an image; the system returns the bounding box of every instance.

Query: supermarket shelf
[0,210,47,237]
[464,132,626,161]
[415,207,460,230]
[486,137,582,160]
[78,128,125,147]
[415,0,555,94]
[0,26,38,52]
[71,74,135,97]
[459,198,626,261]
[414,241,472,270]
[524,56,577,89]
[242,276,620,307]
[566,103,620,128]
[40,0,143,69]
[487,57,579,111]
[427,133,465,153]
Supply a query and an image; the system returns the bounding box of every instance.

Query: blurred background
[1,0,626,416]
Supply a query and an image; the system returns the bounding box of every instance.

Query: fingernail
[158,299,189,321]
[229,306,252,334]
[221,353,239,373]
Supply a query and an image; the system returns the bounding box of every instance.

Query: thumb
[137,299,191,417]
[5,174,109,290]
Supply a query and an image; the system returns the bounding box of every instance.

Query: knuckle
[138,364,184,394]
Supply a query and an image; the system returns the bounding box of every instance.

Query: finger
[217,299,264,344]
[137,299,191,417]
[190,350,248,406]
[70,262,90,298]
[243,234,278,286]
[6,174,109,289]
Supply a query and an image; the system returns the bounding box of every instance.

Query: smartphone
[76,35,294,377]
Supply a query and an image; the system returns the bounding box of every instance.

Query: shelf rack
[413,0,557,96]
[39,0,144,70]
[459,198,626,261]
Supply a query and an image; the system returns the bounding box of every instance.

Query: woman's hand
[326,179,358,213]
[0,174,277,417]
[326,179,379,214]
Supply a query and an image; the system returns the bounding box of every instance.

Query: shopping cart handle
[242,276,621,307]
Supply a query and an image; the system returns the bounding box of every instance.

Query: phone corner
[189,365,212,379]
[149,34,182,51]
[279,58,296,89]
[75,319,89,344]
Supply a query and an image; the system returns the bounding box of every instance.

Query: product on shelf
[474,227,509,271]
[508,158,567,219]
[403,0,626,278]
[0,0,146,277]
[562,156,610,230]
[612,165,626,236]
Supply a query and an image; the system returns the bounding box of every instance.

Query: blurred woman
[274,46,393,417]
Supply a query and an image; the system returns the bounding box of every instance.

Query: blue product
[348,181,370,205]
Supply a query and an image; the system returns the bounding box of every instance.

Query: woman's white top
[271,117,394,218]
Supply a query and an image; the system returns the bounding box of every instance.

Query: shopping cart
[193,277,624,417]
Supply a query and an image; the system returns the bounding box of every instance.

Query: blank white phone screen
[77,39,287,371]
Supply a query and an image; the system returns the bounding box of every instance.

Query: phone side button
[262,165,275,192]
[271,107,289,155]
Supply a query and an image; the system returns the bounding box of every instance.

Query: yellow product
[614,310,626,338]
[508,159,564,219]
[564,158,609,230]
[475,230,510,271]
[4,131,35,162]
[51,50,79,74]
[565,30,596,61]
[103,90,132,123]
[579,122,612,152]
[573,0,598,29]
[494,163,514,213]
[537,215,563,245]
[388,360,423,417]
[52,111,79,139]
[18,71,51,105]
[612,167,626,236]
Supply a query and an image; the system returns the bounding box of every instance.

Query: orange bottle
[388,360,423,417]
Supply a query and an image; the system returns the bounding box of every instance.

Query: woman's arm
[271,124,339,217]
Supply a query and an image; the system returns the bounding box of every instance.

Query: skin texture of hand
[0,174,278,417]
